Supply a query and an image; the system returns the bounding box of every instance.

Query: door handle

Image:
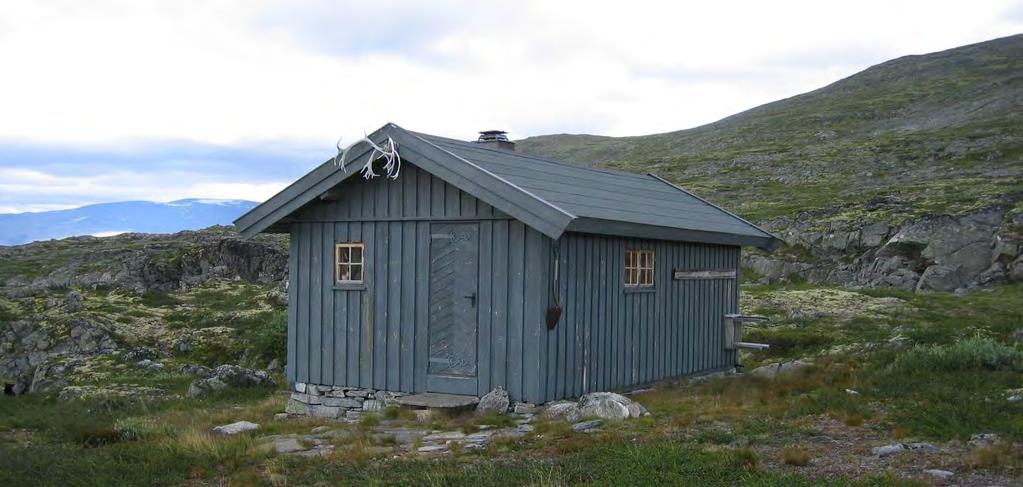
[464,292,477,307]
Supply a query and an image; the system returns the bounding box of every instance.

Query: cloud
[0,140,311,213]
[0,0,1020,211]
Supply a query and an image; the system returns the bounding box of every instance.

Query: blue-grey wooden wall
[540,233,740,402]
[286,163,552,403]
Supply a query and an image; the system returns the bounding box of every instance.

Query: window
[625,249,655,287]
[335,243,365,284]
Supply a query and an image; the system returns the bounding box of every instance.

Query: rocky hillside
[518,34,1023,293]
[0,227,288,396]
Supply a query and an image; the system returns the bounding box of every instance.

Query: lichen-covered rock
[212,421,259,436]
[136,359,164,372]
[186,364,275,397]
[476,387,510,415]
[123,346,159,362]
[63,291,85,313]
[0,318,117,395]
[539,400,581,421]
[577,392,647,420]
[58,384,166,401]
[285,398,308,415]
[179,363,212,378]
[571,419,603,432]
[749,359,814,378]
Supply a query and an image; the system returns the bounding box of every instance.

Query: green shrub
[72,427,123,448]
[245,310,286,365]
[890,336,1023,373]
[140,291,181,308]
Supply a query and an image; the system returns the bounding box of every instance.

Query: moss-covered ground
[2,284,1022,485]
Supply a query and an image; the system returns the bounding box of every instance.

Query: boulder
[539,400,581,422]
[136,359,164,372]
[916,264,968,293]
[212,421,259,436]
[923,469,954,480]
[476,387,510,415]
[63,291,85,313]
[577,392,629,420]
[571,420,603,433]
[272,437,306,453]
[179,364,212,378]
[577,392,647,420]
[872,442,938,457]
[512,402,538,414]
[749,360,813,378]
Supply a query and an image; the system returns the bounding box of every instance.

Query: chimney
[474,130,515,151]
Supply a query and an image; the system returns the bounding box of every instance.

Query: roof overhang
[566,217,781,251]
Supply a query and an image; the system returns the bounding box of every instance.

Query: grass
[277,439,874,486]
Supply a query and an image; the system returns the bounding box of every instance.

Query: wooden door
[426,222,480,395]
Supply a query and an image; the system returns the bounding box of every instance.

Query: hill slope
[0,199,258,246]
[517,34,1023,224]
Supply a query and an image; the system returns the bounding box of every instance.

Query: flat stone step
[393,392,479,409]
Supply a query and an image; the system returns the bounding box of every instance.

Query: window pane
[627,250,635,268]
[339,264,351,281]
[351,246,362,265]
[629,268,638,285]
[338,246,350,264]
[350,264,363,282]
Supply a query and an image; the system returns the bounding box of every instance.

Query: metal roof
[234,123,780,250]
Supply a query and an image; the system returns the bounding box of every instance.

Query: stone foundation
[284,382,407,421]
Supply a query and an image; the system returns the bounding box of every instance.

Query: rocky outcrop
[2,227,288,297]
[745,203,1023,293]
[0,317,117,394]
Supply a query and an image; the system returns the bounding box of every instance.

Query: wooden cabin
[235,123,779,405]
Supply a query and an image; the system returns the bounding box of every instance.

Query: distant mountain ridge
[0,199,258,245]
[516,34,1023,225]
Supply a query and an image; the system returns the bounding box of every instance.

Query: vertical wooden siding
[287,164,550,403]
[543,233,740,402]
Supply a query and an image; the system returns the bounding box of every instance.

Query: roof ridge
[413,130,658,181]
[401,128,577,220]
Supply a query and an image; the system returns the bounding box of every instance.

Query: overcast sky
[1,0,1020,213]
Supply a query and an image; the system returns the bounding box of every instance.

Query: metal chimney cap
[477,130,510,142]
[474,130,515,151]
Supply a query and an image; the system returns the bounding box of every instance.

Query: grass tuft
[782,447,812,466]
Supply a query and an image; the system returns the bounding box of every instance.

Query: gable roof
[234,123,780,250]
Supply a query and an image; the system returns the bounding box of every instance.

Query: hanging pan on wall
[546,244,563,329]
